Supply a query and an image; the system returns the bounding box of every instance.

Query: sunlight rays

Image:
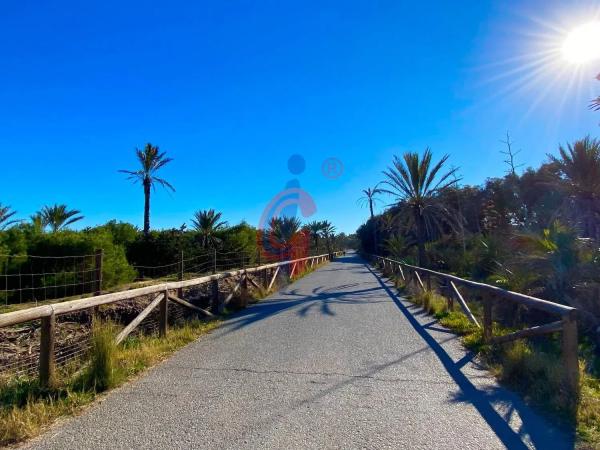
[467,4,600,124]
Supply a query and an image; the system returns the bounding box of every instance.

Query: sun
[561,21,600,64]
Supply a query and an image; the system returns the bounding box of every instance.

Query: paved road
[28,253,573,449]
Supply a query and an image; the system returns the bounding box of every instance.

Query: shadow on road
[365,264,575,450]
[221,254,386,334]
[214,253,574,448]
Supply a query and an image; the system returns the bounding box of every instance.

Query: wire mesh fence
[0,241,337,308]
[0,247,341,381]
[0,253,101,305]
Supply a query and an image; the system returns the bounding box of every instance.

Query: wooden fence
[0,252,344,387]
[373,255,579,404]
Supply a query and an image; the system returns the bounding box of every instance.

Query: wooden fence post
[561,313,579,408]
[94,249,103,296]
[483,297,493,343]
[178,250,184,299]
[211,279,221,314]
[241,272,249,308]
[39,311,56,388]
[397,264,405,281]
[159,289,168,338]
[262,268,268,290]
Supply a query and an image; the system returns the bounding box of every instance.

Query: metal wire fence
[0,243,340,378]
[0,253,101,305]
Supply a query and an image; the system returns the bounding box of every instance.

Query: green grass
[290,260,326,282]
[395,272,600,448]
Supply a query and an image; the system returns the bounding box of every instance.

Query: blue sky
[1,1,599,234]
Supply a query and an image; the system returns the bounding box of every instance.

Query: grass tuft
[81,320,118,391]
[412,290,449,316]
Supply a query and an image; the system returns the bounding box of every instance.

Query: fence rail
[372,255,579,404]
[0,251,344,387]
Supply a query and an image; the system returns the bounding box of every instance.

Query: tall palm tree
[549,136,600,239]
[358,185,383,254]
[0,204,19,230]
[119,143,174,236]
[191,209,228,248]
[320,220,337,256]
[357,184,382,219]
[306,220,324,251]
[38,204,84,232]
[381,149,459,266]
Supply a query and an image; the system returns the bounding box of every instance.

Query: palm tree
[357,185,382,219]
[385,235,408,259]
[509,221,580,301]
[358,185,383,254]
[0,204,19,230]
[549,137,600,240]
[268,216,303,258]
[381,149,459,266]
[306,220,324,252]
[191,209,228,248]
[30,213,45,232]
[590,72,600,113]
[320,220,337,256]
[38,204,84,232]
[119,143,174,236]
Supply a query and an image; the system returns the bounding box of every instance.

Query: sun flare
[561,21,600,64]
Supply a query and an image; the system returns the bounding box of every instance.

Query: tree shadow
[221,281,386,335]
[366,265,575,449]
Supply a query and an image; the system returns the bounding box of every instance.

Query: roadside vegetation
[0,318,220,446]
[0,145,353,308]
[0,248,333,447]
[359,136,600,446]
[0,144,353,446]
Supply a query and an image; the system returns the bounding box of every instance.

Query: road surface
[27,253,572,449]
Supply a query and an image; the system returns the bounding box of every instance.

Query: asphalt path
[26,253,573,449]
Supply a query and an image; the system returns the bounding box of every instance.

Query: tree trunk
[371,218,378,255]
[416,210,426,267]
[369,200,374,219]
[143,179,151,236]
